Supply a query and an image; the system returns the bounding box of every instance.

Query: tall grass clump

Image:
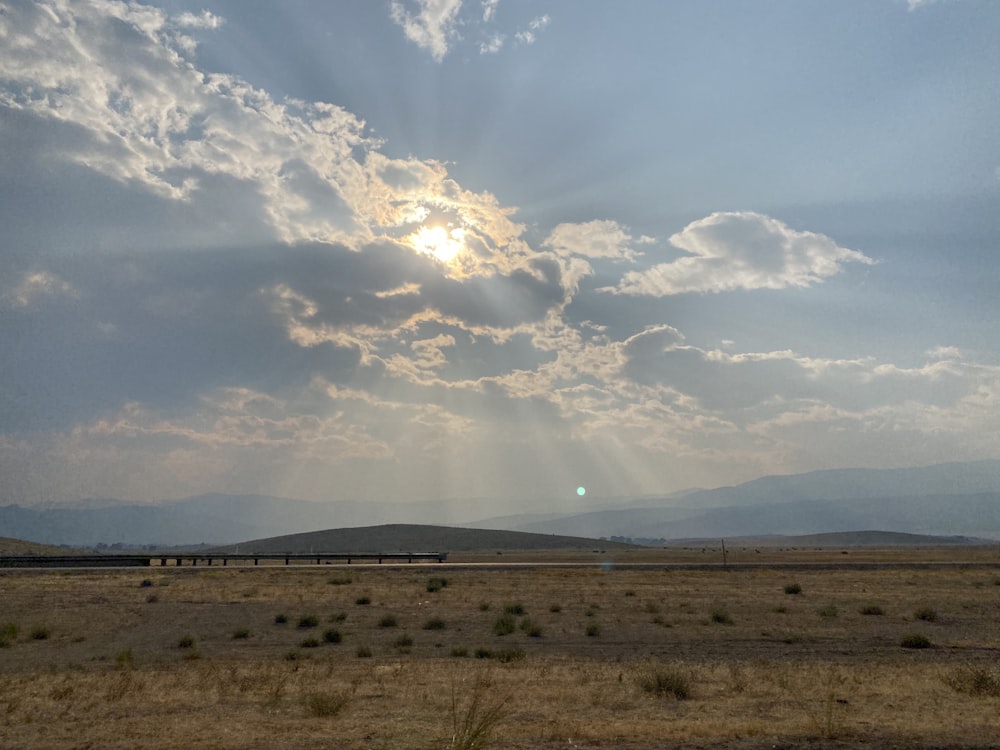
[493,615,516,636]
[0,623,18,647]
[305,690,350,717]
[784,583,802,595]
[944,665,1000,696]
[914,607,938,622]
[446,675,511,750]
[427,577,449,593]
[638,664,693,700]
[900,633,933,649]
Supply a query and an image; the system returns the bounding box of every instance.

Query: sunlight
[410,225,465,263]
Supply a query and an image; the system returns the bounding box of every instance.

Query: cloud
[480,33,505,54]
[608,211,875,296]
[482,0,500,22]
[543,220,651,262]
[174,11,223,29]
[390,0,464,61]
[514,14,550,45]
[3,271,77,309]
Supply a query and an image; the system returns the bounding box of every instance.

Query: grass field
[2,547,1000,748]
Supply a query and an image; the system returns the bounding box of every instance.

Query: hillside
[663,530,988,548]
[211,524,637,554]
[0,537,74,555]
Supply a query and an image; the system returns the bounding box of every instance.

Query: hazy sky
[1,0,998,507]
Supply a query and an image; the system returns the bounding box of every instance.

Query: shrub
[393,634,414,652]
[520,618,543,638]
[274,613,288,624]
[306,690,349,717]
[0,623,18,647]
[299,637,320,648]
[900,633,933,649]
[859,605,884,616]
[784,583,802,595]
[177,635,195,649]
[139,579,153,588]
[944,665,1000,696]
[327,576,352,586]
[710,610,732,625]
[643,602,660,614]
[330,612,347,623]
[447,674,511,750]
[503,603,525,615]
[423,617,447,630]
[323,629,342,644]
[817,604,839,619]
[297,615,319,629]
[427,577,449,592]
[450,646,469,658]
[145,593,159,603]
[492,647,525,663]
[378,614,399,628]
[549,603,562,613]
[639,665,693,700]
[585,622,601,637]
[624,590,636,597]
[479,602,491,612]
[474,647,493,659]
[355,645,373,658]
[232,628,251,640]
[115,648,134,668]
[355,596,371,606]
[914,607,938,622]
[493,615,516,636]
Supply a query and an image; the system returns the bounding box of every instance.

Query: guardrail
[0,552,448,568]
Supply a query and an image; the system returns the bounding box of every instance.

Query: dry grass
[1,549,999,748]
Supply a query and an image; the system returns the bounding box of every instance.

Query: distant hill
[210,524,637,554]
[3,460,999,546]
[664,530,989,548]
[0,536,73,555]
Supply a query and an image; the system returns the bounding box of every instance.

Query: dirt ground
[1,548,999,749]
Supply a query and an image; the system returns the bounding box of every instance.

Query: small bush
[177,635,195,649]
[139,579,153,588]
[274,613,288,624]
[817,604,839,619]
[232,628,251,640]
[859,605,885,616]
[503,603,525,615]
[330,612,347,623]
[323,629,342,644]
[393,634,414,652]
[493,615,516,636]
[0,623,18,647]
[115,648,134,668]
[784,583,802,595]
[772,605,787,614]
[492,647,525,663]
[639,665,693,700]
[710,610,732,625]
[900,633,933,649]
[643,602,660,614]
[378,614,399,628]
[327,576,352,586]
[915,607,938,622]
[944,665,1000,696]
[355,645,373,658]
[297,615,319,629]
[479,602,491,612]
[306,690,349,717]
[355,596,371,606]
[474,647,493,659]
[520,618,543,638]
[299,637,320,648]
[426,577,449,592]
[145,593,159,603]
[585,622,601,637]
[30,626,51,640]
[451,646,469,657]
[423,617,447,630]
[624,590,636,597]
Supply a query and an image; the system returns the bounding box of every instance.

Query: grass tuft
[423,616,447,630]
[355,596,371,606]
[297,615,319,629]
[427,577,449,592]
[446,675,511,750]
[176,635,195,649]
[493,615,516,636]
[232,628,251,640]
[305,690,350,717]
[900,633,933,649]
[638,664,693,700]
[710,610,732,625]
[323,628,342,644]
[378,614,399,628]
[944,665,1000,696]
[914,607,938,622]
[859,604,884,616]
[784,583,803,595]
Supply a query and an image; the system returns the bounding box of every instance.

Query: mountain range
[2,460,998,547]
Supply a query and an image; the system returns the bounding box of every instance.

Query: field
[2,547,1000,749]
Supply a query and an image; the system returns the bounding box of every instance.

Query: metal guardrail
[0,552,448,568]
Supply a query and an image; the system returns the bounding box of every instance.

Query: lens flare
[576,486,586,496]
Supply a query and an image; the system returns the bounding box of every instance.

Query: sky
[1,0,998,509]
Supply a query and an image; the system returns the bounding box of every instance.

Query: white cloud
[609,211,874,296]
[3,271,77,308]
[514,14,550,45]
[480,33,505,54]
[482,0,500,22]
[543,220,650,261]
[390,0,464,62]
[175,11,223,29]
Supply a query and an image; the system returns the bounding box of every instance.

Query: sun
[411,225,465,263]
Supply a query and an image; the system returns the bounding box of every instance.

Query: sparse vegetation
[710,609,732,625]
[232,628,251,640]
[450,646,469,658]
[427,577,449,592]
[355,645,372,658]
[859,604,885,616]
[30,626,51,640]
[423,616,447,630]
[274,613,288,624]
[176,635,195,649]
[900,633,933,649]
[297,615,319,628]
[378,614,399,628]
[322,629,341,644]
[817,604,839,619]
[327,576,352,586]
[585,622,601,637]
[493,615,516,636]
[914,607,938,622]
[784,583,802,595]
[299,637,320,648]
[638,664,693,700]
[548,603,562,613]
[393,634,414,652]
[355,596,371,606]
[503,603,525,615]
[944,665,1000,696]
[0,623,18,647]
[446,675,511,750]
[305,690,349,717]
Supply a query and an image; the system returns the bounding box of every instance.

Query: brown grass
[1,548,999,748]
